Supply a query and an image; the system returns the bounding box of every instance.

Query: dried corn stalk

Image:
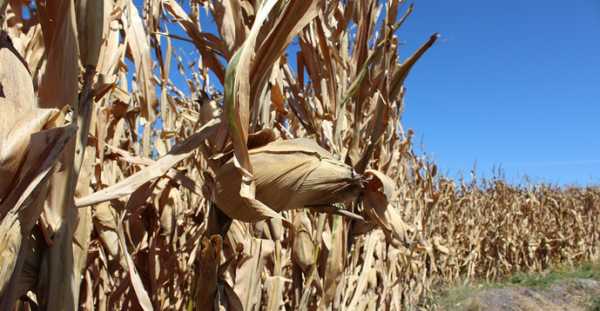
[1,1,598,310]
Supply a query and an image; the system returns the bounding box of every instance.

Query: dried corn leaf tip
[213,138,363,222]
[362,169,411,248]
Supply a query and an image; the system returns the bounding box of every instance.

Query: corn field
[0,0,599,310]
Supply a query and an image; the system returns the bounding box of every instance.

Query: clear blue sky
[396,1,600,185]
[159,1,600,186]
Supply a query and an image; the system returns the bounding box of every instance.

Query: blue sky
[396,1,600,185]
[159,1,600,186]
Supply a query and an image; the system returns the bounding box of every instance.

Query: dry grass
[0,1,598,310]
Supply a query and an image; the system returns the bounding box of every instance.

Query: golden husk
[291,211,315,272]
[213,138,362,222]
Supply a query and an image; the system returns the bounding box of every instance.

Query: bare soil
[442,278,600,311]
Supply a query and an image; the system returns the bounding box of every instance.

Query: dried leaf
[0,125,76,306]
[36,0,80,109]
[362,169,409,248]
[116,212,154,311]
[126,1,157,121]
[76,118,220,207]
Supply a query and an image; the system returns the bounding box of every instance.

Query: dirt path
[439,278,600,310]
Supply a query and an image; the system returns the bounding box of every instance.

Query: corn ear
[213,138,363,222]
[292,211,315,272]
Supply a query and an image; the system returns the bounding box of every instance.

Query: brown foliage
[0,1,598,310]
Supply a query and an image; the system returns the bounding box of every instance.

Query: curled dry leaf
[116,212,154,311]
[126,1,157,121]
[226,221,276,310]
[75,118,220,207]
[0,99,56,201]
[0,124,76,303]
[362,169,411,248]
[0,41,57,201]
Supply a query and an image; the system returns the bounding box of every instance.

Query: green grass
[432,261,600,310]
[508,262,600,288]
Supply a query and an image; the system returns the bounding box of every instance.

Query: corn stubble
[0,1,598,310]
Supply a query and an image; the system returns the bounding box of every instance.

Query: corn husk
[213,138,362,222]
[291,211,315,272]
